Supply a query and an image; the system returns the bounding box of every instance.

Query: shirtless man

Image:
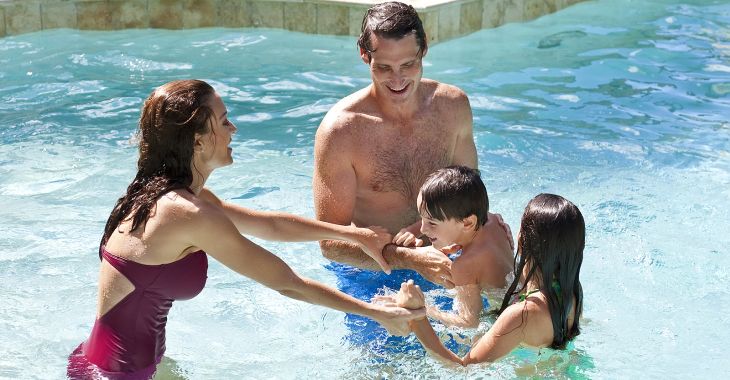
[313,2,477,288]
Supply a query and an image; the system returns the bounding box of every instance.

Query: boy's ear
[462,215,478,231]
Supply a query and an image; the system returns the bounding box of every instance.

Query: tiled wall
[0,0,586,42]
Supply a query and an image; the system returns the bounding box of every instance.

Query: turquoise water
[1,0,729,378]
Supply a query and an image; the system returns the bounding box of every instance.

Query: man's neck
[371,85,421,121]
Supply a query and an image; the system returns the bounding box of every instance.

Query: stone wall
[0,0,586,42]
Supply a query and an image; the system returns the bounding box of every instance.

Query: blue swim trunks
[327,261,489,357]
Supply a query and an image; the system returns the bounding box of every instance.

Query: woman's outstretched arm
[198,188,392,272]
[184,201,420,333]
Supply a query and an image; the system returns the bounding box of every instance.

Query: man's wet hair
[357,1,427,61]
[418,166,489,229]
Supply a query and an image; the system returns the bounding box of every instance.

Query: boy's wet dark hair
[418,166,489,229]
[357,1,427,61]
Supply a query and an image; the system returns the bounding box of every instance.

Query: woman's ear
[193,133,205,154]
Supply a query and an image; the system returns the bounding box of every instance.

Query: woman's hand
[354,225,393,274]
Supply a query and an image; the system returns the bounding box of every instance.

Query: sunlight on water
[1,0,729,378]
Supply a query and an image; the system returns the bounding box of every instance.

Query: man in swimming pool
[313,1,478,289]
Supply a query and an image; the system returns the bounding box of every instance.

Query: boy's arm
[427,284,483,328]
[427,255,483,328]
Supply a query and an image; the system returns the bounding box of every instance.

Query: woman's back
[68,189,210,376]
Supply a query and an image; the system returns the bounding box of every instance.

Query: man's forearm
[320,240,414,271]
[320,239,381,270]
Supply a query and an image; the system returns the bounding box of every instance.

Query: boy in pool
[391,166,514,328]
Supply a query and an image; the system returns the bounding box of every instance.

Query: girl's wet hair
[418,166,489,228]
[357,1,427,60]
[497,193,585,349]
[100,79,215,252]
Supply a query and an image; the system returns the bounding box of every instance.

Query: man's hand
[406,246,455,288]
[490,212,514,252]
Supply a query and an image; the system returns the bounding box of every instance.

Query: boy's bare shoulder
[455,235,512,288]
[451,246,486,286]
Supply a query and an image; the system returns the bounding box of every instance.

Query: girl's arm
[185,202,422,333]
[198,188,392,272]
[462,304,526,364]
[397,282,527,366]
[426,284,482,328]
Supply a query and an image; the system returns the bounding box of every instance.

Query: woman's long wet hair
[99,79,215,252]
[497,193,585,349]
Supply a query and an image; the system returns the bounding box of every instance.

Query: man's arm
[312,112,454,287]
[313,114,383,270]
[449,87,477,169]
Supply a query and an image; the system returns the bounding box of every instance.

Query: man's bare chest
[355,125,455,203]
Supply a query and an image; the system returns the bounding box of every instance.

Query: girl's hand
[396,280,425,309]
[355,225,393,274]
[369,294,426,336]
[392,228,424,247]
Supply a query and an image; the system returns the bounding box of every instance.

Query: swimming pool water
[1,0,729,378]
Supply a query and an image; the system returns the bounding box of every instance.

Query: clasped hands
[374,280,426,336]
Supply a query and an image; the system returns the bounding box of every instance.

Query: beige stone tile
[459,0,482,35]
[0,7,5,37]
[348,5,369,37]
[77,1,114,30]
[5,2,42,35]
[110,0,149,29]
[41,2,76,30]
[524,0,551,20]
[218,0,252,27]
[149,0,184,29]
[483,0,506,29]
[421,10,439,45]
[249,0,284,28]
[317,4,348,36]
[503,0,524,24]
[284,2,316,34]
[183,0,217,28]
[437,4,460,42]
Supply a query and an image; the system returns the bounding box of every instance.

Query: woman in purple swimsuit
[67,79,424,379]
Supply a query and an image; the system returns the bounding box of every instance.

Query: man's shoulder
[423,79,468,103]
[318,87,376,135]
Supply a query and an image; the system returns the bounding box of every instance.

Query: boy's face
[417,193,464,249]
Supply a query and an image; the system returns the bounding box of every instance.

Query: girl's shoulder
[500,294,554,348]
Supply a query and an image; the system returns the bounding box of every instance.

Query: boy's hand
[393,228,424,247]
